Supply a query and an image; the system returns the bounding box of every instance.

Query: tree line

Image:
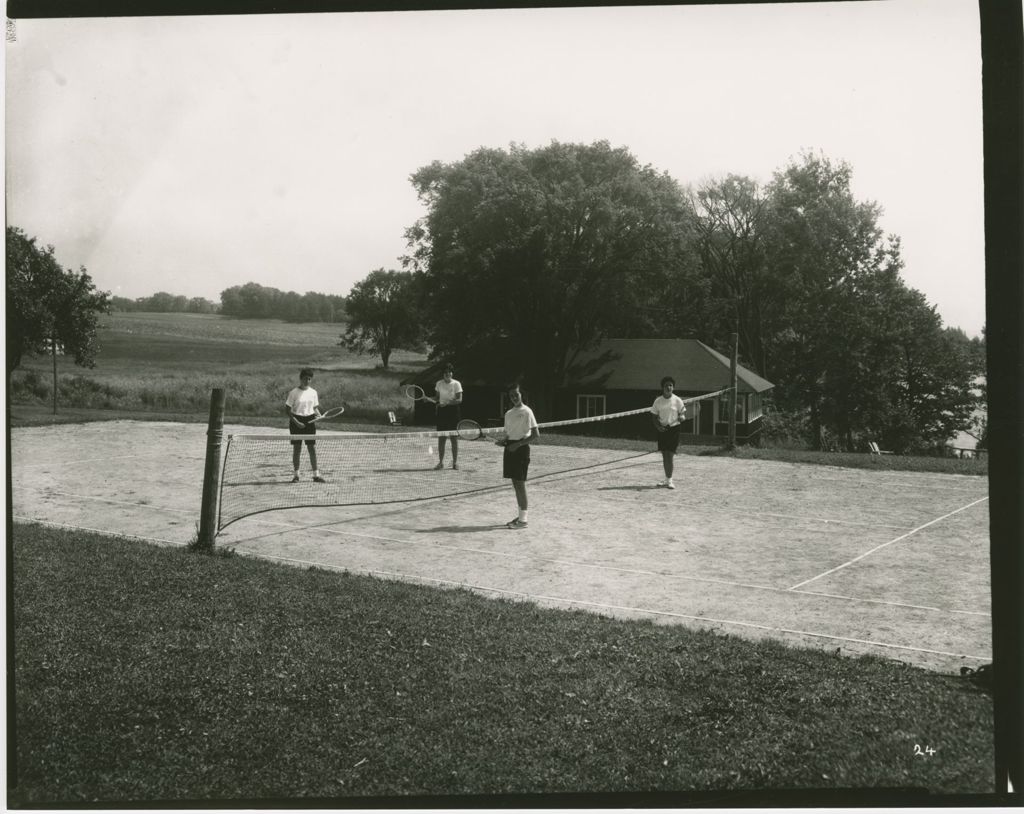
[111,293,218,313]
[218,283,346,323]
[110,284,347,322]
[341,141,985,453]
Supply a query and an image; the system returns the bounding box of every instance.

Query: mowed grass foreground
[11,523,994,804]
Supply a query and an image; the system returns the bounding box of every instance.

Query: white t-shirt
[651,394,686,427]
[504,404,539,442]
[435,378,463,407]
[286,386,319,417]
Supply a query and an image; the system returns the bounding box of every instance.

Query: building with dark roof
[402,338,774,443]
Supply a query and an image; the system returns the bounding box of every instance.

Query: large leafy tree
[812,265,978,452]
[405,140,697,417]
[754,152,980,451]
[6,226,110,381]
[339,269,423,369]
[762,152,907,448]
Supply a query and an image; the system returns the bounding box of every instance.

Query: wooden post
[51,332,58,416]
[197,388,226,549]
[728,332,738,450]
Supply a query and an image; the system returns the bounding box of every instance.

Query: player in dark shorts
[500,383,539,529]
[433,363,463,470]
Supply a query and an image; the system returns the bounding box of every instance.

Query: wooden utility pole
[51,325,58,416]
[728,332,738,450]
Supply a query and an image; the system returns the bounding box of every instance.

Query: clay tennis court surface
[10,420,991,674]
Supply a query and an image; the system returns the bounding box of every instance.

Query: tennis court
[9,419,991,674]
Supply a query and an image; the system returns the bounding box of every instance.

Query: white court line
[229,516,989,617]
[598,491,914,530]
[791,587,989,617]
[225,548,992,664]
[11,484,194,515]
[789,496,991,590]
[11,515,185,547]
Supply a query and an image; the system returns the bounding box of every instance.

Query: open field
[10,313,429,423]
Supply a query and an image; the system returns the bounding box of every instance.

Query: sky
[5,0,987,336]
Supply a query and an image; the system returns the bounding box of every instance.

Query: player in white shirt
[433,363,463,470]
[650,376,686,489]
[499,383,539,529]
[285,367,326,483]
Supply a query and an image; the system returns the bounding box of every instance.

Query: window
[719,393,746,423]
[576,394,606,418]
[747,393,763,421]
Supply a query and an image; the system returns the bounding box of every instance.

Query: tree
[818,268,977,452]
[760,152,908,448]
[686,174,776,374]
[6,226,110,380]
[405,140,697,417]
[745,151,980,452]
[339,269,423,369]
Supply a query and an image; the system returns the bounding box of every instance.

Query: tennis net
[216,388,732,531]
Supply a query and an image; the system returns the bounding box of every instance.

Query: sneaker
[505,518,529,529]
[666,479,676,490]
[657,479,668,488]
[291,475,300,483]
[433,462,444,471]
[452,462,459,470]
[313,475,327,483]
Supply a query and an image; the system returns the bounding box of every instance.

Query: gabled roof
[402,339,775,394]
[569,338,774,394]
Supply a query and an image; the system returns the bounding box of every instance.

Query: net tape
[230,388,734,442]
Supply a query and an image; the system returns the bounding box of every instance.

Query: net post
[197,388,227,549]
[727,333,738,450]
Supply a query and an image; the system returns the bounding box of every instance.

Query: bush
[58,376,125,409]
[10,370,52,403]
[759,409,812,449]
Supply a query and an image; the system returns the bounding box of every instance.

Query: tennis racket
[457,419,490,440]
[311,406,345,422]
[405,384,436,403]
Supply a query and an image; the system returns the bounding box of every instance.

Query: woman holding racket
[501,382,539,529]
[650,375,686,490]
[285,367,327,483]
[433,363,463,470]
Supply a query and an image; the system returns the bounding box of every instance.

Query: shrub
[759,409,812,449]
[10,370,51,403]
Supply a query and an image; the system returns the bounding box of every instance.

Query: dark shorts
[436,403,461,432]
[503,442,531,481]
[290,414,317,447]
[657,425,681,453]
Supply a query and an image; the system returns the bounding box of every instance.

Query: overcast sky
[6,0,986,336]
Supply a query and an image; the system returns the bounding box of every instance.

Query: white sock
[314,470,320,477]
[520,510,528,522]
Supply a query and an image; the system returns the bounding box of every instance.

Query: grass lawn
[10,522,994,804]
